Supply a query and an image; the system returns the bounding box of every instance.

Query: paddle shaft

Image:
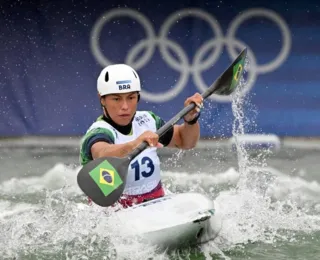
[76,47,246,207]
[128,76,221,161]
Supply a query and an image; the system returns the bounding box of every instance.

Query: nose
[121,100,129,110]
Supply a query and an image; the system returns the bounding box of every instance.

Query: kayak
[109,192,222,250]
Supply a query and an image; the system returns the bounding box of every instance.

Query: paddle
[77,47,247,207]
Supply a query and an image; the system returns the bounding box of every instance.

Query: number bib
[124,150,161,195]
[86,111,162,196]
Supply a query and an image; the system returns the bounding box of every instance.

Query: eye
[112,97,120,101]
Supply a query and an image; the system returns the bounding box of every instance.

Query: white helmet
[97,64,141,96]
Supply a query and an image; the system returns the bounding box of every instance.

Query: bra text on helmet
[118,84,131,90]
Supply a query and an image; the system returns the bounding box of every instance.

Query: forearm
[92,140,138,159]
[177,122,200,149]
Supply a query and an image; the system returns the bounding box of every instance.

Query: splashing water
[204,58,320,256]
[231,58,256,188]
[230,58,273,194]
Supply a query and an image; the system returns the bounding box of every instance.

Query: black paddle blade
[77,156,130,207]
[205,48,247,98]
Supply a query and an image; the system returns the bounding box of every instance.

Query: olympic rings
[90,8,291,102]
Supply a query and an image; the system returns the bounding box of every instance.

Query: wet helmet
[97,64,141,96]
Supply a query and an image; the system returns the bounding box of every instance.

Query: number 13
[131,156,155,181]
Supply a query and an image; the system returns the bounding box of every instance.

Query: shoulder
[135,111,165,130]
[81,118,116,147]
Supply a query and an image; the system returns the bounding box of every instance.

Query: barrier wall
[1,0,319,137]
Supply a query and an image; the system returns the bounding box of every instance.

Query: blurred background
[1,0,320,259]
[1,0,319,139]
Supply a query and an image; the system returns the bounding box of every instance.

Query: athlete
[80,64,203,208]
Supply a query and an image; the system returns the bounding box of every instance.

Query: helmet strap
[100,96,112,120]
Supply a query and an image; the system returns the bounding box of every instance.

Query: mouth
[119,114,131,118]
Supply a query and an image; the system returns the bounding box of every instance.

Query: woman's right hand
[135,130,163,148]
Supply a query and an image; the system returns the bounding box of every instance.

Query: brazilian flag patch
[89,160,123,196]
[230,62,244,91]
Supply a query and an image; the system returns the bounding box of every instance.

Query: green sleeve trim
[96,115,104,121]
[147,111,164,130]
[85,127,115,143]
[79,127,115,165]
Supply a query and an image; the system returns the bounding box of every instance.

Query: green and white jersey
[80,111,167,196]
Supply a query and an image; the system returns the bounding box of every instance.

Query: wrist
[184,112,201,125]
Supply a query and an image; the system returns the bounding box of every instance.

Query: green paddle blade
[77,156,130,207]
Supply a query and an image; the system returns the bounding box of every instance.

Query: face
[101,92,139,126]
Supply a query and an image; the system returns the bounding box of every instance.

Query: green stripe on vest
[79,126,115,165]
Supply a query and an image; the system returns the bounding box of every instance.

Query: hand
[136,131,163,148]
[183,93,203,123]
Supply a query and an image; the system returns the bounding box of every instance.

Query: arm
[80,127,161,165]
[151,112,200,150]
[167,93,203,149]
[91,140,139,159]
[166,122,200,150]
[80,127,138,162]
[90,130,161,160]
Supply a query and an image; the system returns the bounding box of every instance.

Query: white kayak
[110,192,222,250]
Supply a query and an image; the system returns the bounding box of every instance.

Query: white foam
[0,163,81,195]
[1,162,320,258]
[0,200,39,219]
[162,168,240,186]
